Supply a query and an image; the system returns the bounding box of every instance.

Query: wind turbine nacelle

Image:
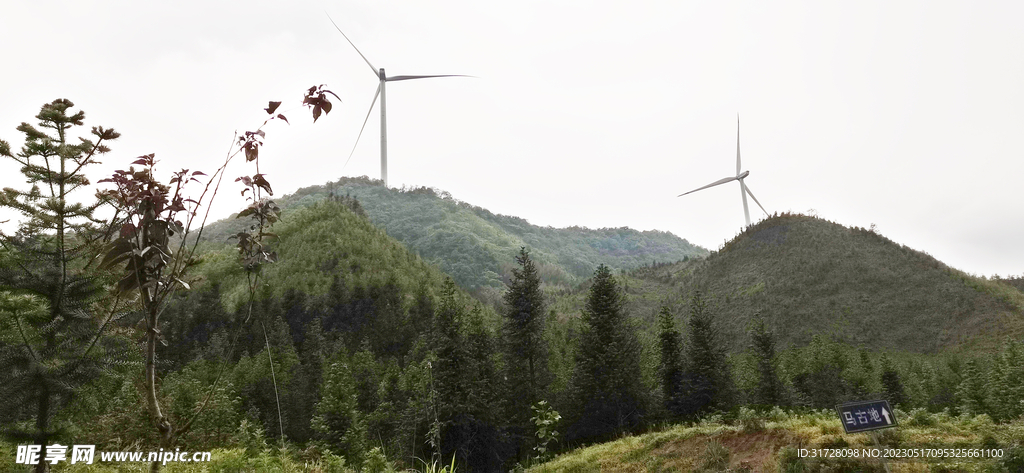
[737,170,749,179]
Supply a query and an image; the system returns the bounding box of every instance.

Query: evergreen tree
[501,247,550,427]
[992,340,1024,421]
[658,306,685,418]
[567,264,644,443]
[0,99,123,473]
[791,335,848,408]
[981,339,1024,422]
[956,358,987,416]
[430,278,472,465]
[879,353,906,408]
[350,341,382,415]
[748,315,785,407]
[845,348,876,399]
[681,291,733,417]
[313,352,367,466]
[463,303,505,472]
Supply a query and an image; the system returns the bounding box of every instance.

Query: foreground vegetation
[528,408,1024,472]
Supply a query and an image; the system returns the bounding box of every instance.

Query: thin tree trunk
[145,296,172,473]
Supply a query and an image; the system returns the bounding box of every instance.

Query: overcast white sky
[2,1,1022,277]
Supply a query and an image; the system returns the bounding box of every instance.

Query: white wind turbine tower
[328,14,470,188]
[678,116,769,227]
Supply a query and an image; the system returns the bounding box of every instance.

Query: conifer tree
[747,315,785,407]
[681,291,733,417]
[567,264,644,443]
[791,335,848,408]
[845,348,876,399]
[956,358,987,416]
[313,351,367,465]
[879,353,906,408]
[463,303,503,472]
[990,339,1024,421]
[501,247,550,427]
[658,306,685,418]
[0,99,124,473]
[430,278,472,465]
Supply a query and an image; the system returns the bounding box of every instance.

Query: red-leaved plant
[98,85,338,471]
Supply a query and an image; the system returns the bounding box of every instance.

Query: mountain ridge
[200,176,709,302]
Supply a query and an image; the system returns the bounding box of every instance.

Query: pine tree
[0,99,123,473]
[681,291,733,417]
[747,315,785,407]
[981,339,1024,422]
[956,358,987,416]
[462,303,504,472]
[567,264,644,443]
[791,335,848,408]
[658,306,685,419]
[879,353,906,408]
[430,278,472,465]
[312,351,367,465]
[501,247,550,427]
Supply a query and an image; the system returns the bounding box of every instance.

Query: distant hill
[550,213,1024,354]
[196,197,473,314]
[200,176,708,301]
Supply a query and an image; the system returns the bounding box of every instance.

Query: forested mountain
[199,176,707,301]
[549,212,1024,354]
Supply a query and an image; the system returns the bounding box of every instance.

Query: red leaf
[119,223,135,238]
[277,114,289,125]
[253,174,273,196]
[265,101,282,115]
[244,144,258,162]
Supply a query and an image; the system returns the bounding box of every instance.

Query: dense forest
[2,100,1023,472]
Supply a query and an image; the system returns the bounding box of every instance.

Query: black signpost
[836,400,898,473]
[836,399,898,434]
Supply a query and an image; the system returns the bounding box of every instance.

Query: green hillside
[200,176,707,301]
[528,409,1024,472]
[549,213,1024,354]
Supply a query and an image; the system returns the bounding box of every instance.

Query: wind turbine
[327,14,470,188]
[678,116,769,227]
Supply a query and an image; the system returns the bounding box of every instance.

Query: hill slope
[200,176,707,300]
[194,198,486,321]
[551,213,1024,353]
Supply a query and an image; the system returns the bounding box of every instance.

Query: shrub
[819,436,849,449]
[777,446,805,473]
[737,407,766,432]
[906,407,937,427]
[1001,445,1024,473]
[696,440,730,472]
[875,428,901,448]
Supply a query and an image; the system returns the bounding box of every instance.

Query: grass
[0,443,456,472]
[527,409,1024,473]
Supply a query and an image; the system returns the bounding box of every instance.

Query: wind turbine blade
[678,175,738,197]
[343,84,381,169]
[740,180,751,226]
[326,13,378,75]
[736,115,741,176]
[386,74,473,82]
[743,182,769,216]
